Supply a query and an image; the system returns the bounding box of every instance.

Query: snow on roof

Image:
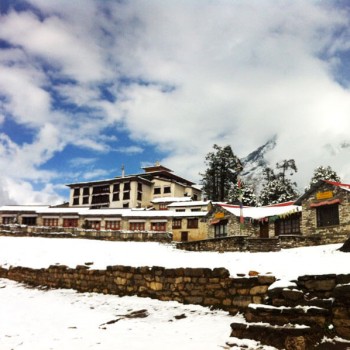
[167,201,210,207]
[151,197,193,204]
[0,205,50,212]
[219,203,301,220]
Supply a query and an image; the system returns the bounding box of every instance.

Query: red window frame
[151,222,166,231]
[43,218,59,227]
[105,221,121,230]
[129,222,145,231]
[63,219,78,227]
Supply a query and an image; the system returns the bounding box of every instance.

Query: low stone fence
[0,264,275,315]
[177,233,349,252]
[0,225,172,243]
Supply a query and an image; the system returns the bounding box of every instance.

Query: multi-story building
[66,163,202,209]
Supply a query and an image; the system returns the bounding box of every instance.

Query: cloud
[0,0,350,204]
[115,146,144,155]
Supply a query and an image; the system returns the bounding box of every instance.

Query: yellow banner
[316,191,333,200]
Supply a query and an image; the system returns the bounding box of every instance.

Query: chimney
[121,164,125,178]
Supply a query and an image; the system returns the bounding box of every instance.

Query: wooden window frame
[316,204,340,227]
[129,222,145,231]
[187,218,199,229]
[43,218,59,227]
[172,218,182,229]
[105,221,121,230]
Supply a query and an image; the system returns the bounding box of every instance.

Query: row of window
[2,217,199,231]
[154,186,171,195]
[73,182,143,198]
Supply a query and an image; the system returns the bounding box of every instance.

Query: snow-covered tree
[230,181,259,206]
[305,165,341,191]
[200,144,242,202]
[259,160,299,205]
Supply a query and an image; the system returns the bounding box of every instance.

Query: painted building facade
[66,164,202,209]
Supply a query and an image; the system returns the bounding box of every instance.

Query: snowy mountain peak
[240,136,277,191]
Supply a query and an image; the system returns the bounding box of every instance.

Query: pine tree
[259,160,299,205]
[230,181,259,206]
[305,165,341,191]
[200,144,242,202]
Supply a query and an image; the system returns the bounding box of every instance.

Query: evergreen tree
[305,165,341,191]
[200,144,242,202]
[230,181,259,206]
[259,159,299,205]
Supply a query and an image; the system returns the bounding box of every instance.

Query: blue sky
[0,0,350,204]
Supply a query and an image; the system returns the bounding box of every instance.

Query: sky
[0,0,350,205]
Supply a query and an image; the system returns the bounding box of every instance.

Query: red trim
[210,219,220,225]
[310,199,340,208]
[323,180,350,188]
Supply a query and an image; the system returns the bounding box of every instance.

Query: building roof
[219,202,301,220]
[66,163,196,188]
[167,201,210,208]
[151,197,193,204]
[294,179,350,205]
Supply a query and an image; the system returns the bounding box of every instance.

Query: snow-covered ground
[3,279,265,350]
[0,237,348,280]
[0,237,349,350]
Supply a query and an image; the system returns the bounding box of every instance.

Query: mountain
[241,135,277,193]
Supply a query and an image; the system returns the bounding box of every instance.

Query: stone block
[250,285,269,295]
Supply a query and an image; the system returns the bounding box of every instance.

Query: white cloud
[0,0,350,204]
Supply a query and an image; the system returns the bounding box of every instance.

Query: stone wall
[177,233,349,252]
[0,224,172,243]
[301,182,350,236]
[0,264,275,315]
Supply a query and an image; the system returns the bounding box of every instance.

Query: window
[43,218,59,227]
[2,217,14,225]
[22,217,37,226]
[176,209,185,212]
[159,203,168,210]
[83,187,89,196]
[82,196,89,205]
[89,221,101,230]
[191,208,201,212]
[172,218,182,229]
[187,218,198,229]
[73,197,80,205]
[113,183,120,192]
[73,188,80,196]
[123,191,130,200]
[275,215,301,235]
[105,221,121,230]
[91,195,109,204]
[137,183,142,192]
[63,219,78,227]
[123,202,129,208]
[193,194,198,201]
[151,222,166,231]
[92,185,110,194]
[317,204,340,227]
[154,187,161,195]
[123,182,130,191]
[137,191,142,201]
[129,222,145,231]
[112,192,120,201]
[214,220,228,238]
[163,186,171,194]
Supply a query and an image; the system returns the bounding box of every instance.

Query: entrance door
[259,222,269,238]
[181,232,189,242]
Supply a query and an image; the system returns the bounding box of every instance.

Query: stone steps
[230,321,322,349]
[244,303,330,328]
